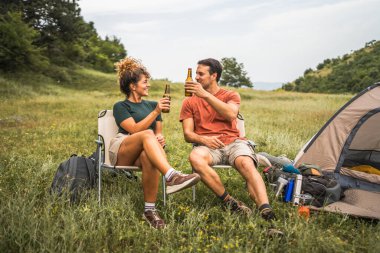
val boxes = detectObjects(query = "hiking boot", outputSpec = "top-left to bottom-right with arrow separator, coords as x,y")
224,197 -> 253,216
143,210 -> 166,229
267,226 -> 285,237
260,208 -> 277,221
166,172 -> 201,194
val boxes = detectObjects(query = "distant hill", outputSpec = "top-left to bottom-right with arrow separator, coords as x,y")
282,40 -> 380,93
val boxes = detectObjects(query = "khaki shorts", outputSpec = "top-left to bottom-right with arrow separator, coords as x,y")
109,133 -> 129,166
194,139 -> 258,167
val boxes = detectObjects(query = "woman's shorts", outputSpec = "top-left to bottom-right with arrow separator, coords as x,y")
109,133 -> 129,166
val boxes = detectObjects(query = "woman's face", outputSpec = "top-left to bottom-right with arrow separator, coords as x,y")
132,74 -> 150,97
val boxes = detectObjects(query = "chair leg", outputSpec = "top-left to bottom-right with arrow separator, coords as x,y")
162,175 -> 166,206
192,167 -> 196,202
97,145 -> 102,206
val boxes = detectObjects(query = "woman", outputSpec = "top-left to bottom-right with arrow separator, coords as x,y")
110,57 -> 200,229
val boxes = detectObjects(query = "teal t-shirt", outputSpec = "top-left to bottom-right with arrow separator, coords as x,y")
113,99 -> 162,134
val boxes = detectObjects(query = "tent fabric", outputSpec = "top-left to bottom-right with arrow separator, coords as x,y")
294,84 -> 380,184
309,188 -> 380,220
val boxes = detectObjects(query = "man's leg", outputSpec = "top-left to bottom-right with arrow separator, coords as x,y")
234,156 -> 269,207
189,147 -> 225,196
189,147 -> 252,215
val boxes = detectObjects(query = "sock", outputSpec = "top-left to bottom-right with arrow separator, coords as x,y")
219,190 -> 230,202
259,203 -> 271,212
164,168 -> 177,181
144,202 -> 156,212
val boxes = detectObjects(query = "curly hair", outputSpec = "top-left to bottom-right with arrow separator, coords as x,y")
115,57 -> 151,97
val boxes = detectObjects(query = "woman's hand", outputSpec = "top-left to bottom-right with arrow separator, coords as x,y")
155,97 -> 170,113
156,134 -> 166,148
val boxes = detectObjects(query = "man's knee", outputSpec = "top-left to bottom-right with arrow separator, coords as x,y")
189,148 -> 210,170
235,156 -> 256,174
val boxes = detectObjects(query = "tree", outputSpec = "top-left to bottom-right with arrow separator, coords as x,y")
0,12 -> 48,71
220,57 -> 253,88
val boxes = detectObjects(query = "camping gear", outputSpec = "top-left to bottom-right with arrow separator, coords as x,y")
292,174 -> 303,205
50,154 -> 97,203
301,175 -> 343,207
275,177 -> 288,198
283,164 -> 301,174
284,179 -> 294,202
258,152 -> 293,168
298,164 -> 323,176
298,206 -> 310,219
294,83 -> 380,218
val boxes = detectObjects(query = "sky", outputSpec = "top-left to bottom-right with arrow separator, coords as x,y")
79,0 -> 380,87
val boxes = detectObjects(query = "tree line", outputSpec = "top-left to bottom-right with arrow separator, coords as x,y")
282,40 -> 380,93
0,0 -> 126,75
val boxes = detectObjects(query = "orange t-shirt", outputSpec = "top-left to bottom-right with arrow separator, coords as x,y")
180,88 -> 244,145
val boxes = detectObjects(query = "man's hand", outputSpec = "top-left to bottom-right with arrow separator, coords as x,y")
185,81 -> 209,99
202,135 -> 225,149
156,134 -> 166,147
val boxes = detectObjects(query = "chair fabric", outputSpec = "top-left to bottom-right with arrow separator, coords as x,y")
96,110 -> 166,205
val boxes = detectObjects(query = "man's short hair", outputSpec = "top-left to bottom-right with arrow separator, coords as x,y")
197,58 -> 223,82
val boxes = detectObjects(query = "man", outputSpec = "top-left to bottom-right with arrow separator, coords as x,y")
180,58 -> 280,229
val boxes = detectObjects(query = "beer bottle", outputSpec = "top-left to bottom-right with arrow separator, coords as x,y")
162,83 -> 170,113
185,68 -> 193,97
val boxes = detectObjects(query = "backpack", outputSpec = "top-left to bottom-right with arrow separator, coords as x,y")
50,154 -> 97,203
301,174 -> 343,207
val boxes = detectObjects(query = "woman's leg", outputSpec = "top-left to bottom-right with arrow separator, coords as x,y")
138,151 -> 160,203
116,130 -> 170,174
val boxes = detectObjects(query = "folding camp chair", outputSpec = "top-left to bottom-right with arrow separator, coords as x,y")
96,110 -> 167,205
191,113 -> 256,201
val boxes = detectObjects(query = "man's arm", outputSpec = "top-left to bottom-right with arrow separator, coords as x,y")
185,81 -> 239,121
182,118 -> 225,149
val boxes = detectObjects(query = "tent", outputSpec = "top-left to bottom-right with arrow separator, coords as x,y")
294,83 -> 380,219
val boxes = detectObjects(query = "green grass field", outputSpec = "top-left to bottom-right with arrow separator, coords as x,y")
1,69 -> 379,252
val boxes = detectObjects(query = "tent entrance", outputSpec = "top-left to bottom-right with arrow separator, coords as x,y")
335,109 -> 380,191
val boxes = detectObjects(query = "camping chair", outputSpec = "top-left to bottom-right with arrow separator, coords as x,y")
96,110 -> 167,206
191,113 -> 256,201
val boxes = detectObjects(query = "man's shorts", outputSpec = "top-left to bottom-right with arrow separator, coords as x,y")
194,139 -> 258,167
109,133 -> 129,166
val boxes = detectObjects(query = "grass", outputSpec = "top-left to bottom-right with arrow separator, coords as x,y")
0,69 -> 379,252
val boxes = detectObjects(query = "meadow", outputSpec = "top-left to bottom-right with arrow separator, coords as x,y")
0,68 -> 379,252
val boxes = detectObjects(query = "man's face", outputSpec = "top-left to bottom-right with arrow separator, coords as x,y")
196,64 -> 216,89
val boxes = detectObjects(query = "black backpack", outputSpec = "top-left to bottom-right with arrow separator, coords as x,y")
50,154 -> 97,203
301,175 -> 343,207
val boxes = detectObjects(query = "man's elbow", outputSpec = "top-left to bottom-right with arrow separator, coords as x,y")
183,132 -> 193,143
226,112 -> 238,122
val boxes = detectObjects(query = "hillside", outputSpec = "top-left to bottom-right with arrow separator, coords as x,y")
283,40 -> 380,93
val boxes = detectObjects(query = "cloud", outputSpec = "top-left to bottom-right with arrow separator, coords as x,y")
78,0 -> 380,82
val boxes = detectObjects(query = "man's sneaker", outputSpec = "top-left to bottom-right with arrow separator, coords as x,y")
142,210 -> 166,229
166,172 -> 201,194
224,197 -> 253,216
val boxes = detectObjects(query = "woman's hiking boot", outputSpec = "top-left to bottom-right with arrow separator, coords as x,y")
143,210 -> 166,229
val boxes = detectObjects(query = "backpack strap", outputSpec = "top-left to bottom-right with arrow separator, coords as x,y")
84,157 -> 96,187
